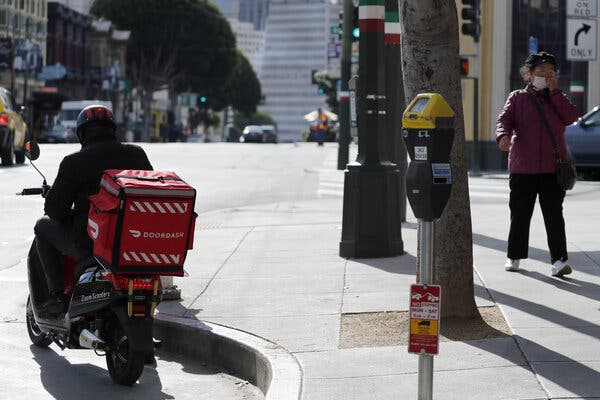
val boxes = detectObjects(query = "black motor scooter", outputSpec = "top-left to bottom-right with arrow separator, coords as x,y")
21,141 -> 162,385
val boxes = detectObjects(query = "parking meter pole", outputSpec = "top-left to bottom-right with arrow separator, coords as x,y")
339,0 -> 403,258
418,219 -> 435,400
338,0 -> 353,170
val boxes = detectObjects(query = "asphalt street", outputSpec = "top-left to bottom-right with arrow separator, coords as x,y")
0,142 -> 313,399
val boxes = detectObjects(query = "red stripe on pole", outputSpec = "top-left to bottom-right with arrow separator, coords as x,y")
360,19 -> 384,33
385,34 -> 401,44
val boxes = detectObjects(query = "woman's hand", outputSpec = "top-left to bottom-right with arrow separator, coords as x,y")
546,76 -> 558,91
498,136 -> 511,151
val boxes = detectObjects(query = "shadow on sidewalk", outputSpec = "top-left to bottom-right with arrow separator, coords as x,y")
30,345 -> 174,399
473,286 -> 600,398
519,269 -> 600,303
473,232 -> 600,268
469,335 -> 600,398
346,252 -> 417,275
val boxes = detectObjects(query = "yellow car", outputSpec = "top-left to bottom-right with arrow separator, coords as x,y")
0,87 -> 27,166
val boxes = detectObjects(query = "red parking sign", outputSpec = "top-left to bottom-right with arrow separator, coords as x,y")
408,284 -> 441,355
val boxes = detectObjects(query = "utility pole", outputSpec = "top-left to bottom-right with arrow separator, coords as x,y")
461,0 -> 481,174
10,15 -> 16,96
339,0 -> 403,258
23,20 -> 30,106
337,0 -> 353,170
384,0 -> 408,222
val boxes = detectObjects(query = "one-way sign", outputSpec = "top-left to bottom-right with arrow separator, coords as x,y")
567,18 -> 597,60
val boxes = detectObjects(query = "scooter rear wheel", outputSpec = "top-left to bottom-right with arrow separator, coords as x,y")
106,320 -> 145,385
26,296 -> 52,347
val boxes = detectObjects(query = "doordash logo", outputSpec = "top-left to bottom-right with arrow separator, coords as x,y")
129,229 -> 184,239
129,229 -> 141,238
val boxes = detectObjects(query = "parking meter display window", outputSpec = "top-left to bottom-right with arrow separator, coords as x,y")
409,98 -> 429,113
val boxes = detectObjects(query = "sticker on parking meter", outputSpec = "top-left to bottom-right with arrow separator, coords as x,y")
432,163 -> 452,184
415,146 -> 428,160
409,284 -> 441,355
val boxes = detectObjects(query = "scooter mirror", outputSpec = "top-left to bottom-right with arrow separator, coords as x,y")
25,141 -> 40,161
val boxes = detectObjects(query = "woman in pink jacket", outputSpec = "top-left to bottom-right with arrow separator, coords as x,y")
495,51 -> 579,277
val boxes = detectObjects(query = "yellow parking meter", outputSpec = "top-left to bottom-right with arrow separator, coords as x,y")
402,93 -> 455,221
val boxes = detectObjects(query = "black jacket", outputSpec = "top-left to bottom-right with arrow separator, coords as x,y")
44,136 -> 153,251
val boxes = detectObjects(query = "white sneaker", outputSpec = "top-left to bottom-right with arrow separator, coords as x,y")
551,260 -> 573,277
505,259 -> 520,272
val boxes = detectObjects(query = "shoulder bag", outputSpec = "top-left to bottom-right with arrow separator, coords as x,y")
525,91 -> 577,191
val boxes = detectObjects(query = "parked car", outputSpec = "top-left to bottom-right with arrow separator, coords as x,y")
240,125 -> 263,143
565,105 -> 600,177
38,124 -> 77,143
261,125 -> 278,143
0,87 -> 27,165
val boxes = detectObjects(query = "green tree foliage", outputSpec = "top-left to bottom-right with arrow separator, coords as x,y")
220,50 -> 262,113
91,0 -> 237,99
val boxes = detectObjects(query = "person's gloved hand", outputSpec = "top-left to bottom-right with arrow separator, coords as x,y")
41,183 -> 51,198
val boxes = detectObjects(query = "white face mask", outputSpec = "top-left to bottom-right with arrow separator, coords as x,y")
532,76 -> 547,89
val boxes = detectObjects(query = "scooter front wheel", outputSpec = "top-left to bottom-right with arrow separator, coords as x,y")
106,319 -> 145,385
26,296 -> 52,347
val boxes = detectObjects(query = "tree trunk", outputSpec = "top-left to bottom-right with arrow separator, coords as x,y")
399,0 -> 478,318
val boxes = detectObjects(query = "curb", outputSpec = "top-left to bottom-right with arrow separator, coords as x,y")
154,313 -> 303,399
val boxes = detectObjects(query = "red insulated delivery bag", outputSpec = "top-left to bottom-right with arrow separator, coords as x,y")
87,169 -> 197,276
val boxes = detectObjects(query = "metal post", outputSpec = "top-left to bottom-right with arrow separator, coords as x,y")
339,0 -> 403,258
337,0 -> 353,170
417,220 -> 434,399
471,40 -> 481,175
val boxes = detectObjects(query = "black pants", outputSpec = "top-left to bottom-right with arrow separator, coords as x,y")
34,216 -> 89,294
507,173 -> 567,264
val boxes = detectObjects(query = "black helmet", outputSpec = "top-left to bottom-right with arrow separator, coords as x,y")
75,104 -> 116,143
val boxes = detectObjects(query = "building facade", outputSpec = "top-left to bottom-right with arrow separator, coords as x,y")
260,0 -> 339,141
229,18 -> 265,76
0,0 -> 48,103
46,1 -> 91,99
50,0 -> 92,15
239,0 -> 270,31
461,0 -> 600,170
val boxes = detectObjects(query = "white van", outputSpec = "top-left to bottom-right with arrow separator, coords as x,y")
59,100 -> 113,129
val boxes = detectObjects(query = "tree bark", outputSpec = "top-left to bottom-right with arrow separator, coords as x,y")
399,0 -> 478,318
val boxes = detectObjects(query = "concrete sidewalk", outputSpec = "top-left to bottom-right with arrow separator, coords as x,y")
157,146 -> 600,399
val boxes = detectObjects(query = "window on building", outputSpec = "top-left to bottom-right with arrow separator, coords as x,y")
20,0 -> 24,10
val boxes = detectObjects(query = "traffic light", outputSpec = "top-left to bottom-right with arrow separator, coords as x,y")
461,0 -> 480,42
351,6 -> 359,41
311,69 -> 318,85
199,96 -> 207,104
338,11 -> 343,40
460,57 -> 469,76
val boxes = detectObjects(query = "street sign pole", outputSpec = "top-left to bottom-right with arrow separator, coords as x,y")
417,220 -> 434,400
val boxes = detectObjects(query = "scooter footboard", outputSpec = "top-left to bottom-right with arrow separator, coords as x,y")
110,304 -> 154,354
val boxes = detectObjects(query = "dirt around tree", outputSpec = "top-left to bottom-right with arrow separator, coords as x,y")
339,306 -> 511,349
